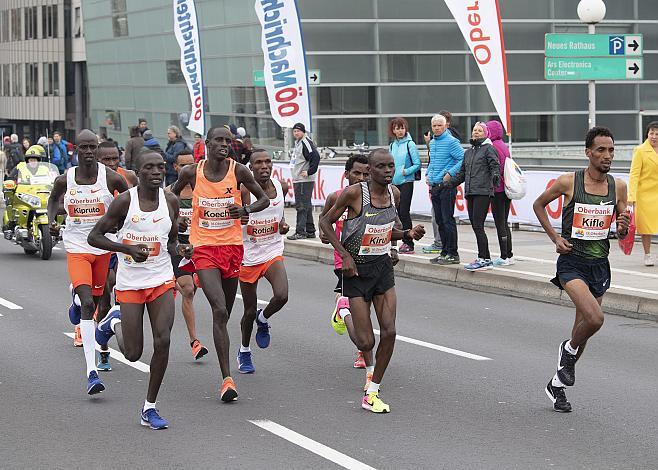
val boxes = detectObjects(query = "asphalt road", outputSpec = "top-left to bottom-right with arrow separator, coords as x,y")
1,241 -> 657,469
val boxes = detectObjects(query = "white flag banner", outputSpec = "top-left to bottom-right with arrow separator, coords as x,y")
254,0 -> 312,131
173,0 -> 205,135
444,0 -> 511,134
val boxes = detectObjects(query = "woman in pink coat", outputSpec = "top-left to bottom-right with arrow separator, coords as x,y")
487,120 -> 514,266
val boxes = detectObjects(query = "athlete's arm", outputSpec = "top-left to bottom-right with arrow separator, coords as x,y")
533,173 -> 573,253
125,169 -> 138,187
47,174 -> 68,236
107,168 -> 129,195
319,185 -> 360,277
87,193 -> 149,262
279,179 -> 289,196
234,164 -> 269,217
171,164 -> 197,196
615,179 -> 630,238
319,191 -> 338,244
240,185 -> 251,225
164,192 -> 181,257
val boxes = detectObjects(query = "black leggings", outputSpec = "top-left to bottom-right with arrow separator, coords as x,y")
491,192 -> 513,259
466,195 -> 492,260
394,182 -> 415,248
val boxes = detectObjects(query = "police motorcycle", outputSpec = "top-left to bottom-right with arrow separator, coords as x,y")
2,145 -> 61,259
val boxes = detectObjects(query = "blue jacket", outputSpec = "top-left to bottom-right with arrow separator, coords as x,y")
51,140 -> 69,172
389,133 -> 421,185
426,131 -> 464,185
164,138 -> 188,181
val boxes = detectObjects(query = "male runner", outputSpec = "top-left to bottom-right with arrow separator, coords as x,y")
47,129 -> 128,395
172,126 -> 269,402
166,148 -> 208,360
533,126 -> 630,413
237,150 -> 289,373
95,141 -> 137,370
89,151 -> 179,429
319,154 -> 375,388
320,149 -> 425,413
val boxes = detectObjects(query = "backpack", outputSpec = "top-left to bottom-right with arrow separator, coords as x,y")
504,156 -> 527,200
390,141 -> 421,181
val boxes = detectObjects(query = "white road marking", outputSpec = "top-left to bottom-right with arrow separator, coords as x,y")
0,296 -> 23,310
63,332 -> 150,373
249,419 -> 377,470
373,329 -> 492,361
0,313 -> 3,316
235,293 -> 268,306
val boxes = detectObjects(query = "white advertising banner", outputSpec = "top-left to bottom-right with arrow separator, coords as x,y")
444,0 -> 511,134
274,164 -> 628,229
254,0 -> 312,131
173,0 -> 205,135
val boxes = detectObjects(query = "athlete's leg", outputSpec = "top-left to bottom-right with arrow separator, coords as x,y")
145,290 -> 175,403
222,276 -> 239,315
239,279 -> 259,348
343,314 -> 373,367
196,268 -> 232,378
261,260 -> 288,319
570,296 -> 603,360
114,302 -> 146,361
347,297 -> 376,357
562,279 -> 604,349
370,288 -> 397,385
176,275 -> 198,343
74,284 -> 100,376
98,268 -> 116,323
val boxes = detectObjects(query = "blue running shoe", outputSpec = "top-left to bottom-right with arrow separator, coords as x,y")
237,350 -> 255,374
96,305 -> 121,347
87,371 -> 105,395
255,310 -> 271,349
69,289 -> 81,326
140,408 -> 169,430
97,351 -> 112,372
464,258 -> 494,272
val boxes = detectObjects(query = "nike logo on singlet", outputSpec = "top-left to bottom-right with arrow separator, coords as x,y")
153,217 -> 164,223
272,201 -> 281,206
600,200 -> 613,205
365,212 -> 380,217
90,188 -> 102,193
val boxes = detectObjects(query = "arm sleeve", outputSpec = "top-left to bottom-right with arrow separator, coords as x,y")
447,140 -> 465,177
487,146 -> 501,189
406,142 -> 421,175
628,147 -> 643,203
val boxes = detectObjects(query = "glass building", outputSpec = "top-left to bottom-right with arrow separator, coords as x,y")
81,0 -> 658,149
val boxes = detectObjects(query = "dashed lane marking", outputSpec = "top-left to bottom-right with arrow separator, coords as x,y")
0,296 -> 23,310
373,329 -> 492,361
63,332 -> 150,373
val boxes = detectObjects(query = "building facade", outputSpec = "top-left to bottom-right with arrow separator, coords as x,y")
0,0 -> 88,142
81,0 -> 658,149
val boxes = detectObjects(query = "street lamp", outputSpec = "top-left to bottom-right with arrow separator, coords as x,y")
578,0 -> 606,128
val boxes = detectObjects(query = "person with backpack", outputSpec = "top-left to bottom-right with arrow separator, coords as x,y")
389,117 -> 421,254
51,131 -> 70,173
5,134 -> 24,175
487,120 -> 514,266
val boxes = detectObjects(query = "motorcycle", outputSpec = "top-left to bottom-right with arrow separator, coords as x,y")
2,162 -> 61,259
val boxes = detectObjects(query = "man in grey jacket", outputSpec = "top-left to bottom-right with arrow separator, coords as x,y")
288,123 -> 321,240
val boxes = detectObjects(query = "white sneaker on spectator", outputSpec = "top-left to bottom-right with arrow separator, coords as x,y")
644,254 -> 655,267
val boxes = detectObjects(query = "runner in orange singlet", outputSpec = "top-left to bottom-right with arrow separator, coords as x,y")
172,126 -> 269,402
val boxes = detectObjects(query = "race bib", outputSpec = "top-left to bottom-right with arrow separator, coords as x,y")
198,197 -> 234,230
358,222 -> 394,256
66,195 -> 106,224
571,203 -> 614,240
246,216 -> 280,243
179,207 -> 192,235
121,231 -> 161,264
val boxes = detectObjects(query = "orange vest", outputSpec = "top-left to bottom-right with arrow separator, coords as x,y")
190,159 -> 243,247
113,167 -> 133,197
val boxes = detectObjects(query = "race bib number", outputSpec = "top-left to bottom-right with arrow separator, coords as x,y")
179,208 -> 192,235
66,196 -> 106,224
198,197 -> 234,230
121,231 -> 161,264
358,222 -> 394,256
246,217 -> 280,243
571,203 -> 614,240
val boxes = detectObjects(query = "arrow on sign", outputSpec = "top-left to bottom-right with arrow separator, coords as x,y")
309,73 -> 318,82
629,40 -> 639,52
628,62 -> 640,75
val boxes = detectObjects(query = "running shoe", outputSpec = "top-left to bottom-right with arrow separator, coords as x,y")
422,243 -> 442,254
69,289 -> 81,325
506,257 -> 516,265
287,232 -> 307,240
87,371 -> 105,395
645,254 -> 655,267
306,232 -> 317,239
557,340 -> 577,387
545,380 -> 572,413
399,243 -> 414,254
363,372 -> 373,392
191,339 -> 208,360
464,258 -> 494,271
362,392 -> 390,413
432,254 -> 460,265
493,257 -> 510,267
237,350 -> 255,374
96,305 -> 121,347
73,325 -> 83,347
353,351 -> 366,369
331,297 -> 349,335
255,310 -> 271,348
97,351 -> 112,372
140,408 -> 169,430
220,377 -> 238,402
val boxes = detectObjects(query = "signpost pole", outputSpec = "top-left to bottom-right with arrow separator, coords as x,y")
588,24 -> 597,127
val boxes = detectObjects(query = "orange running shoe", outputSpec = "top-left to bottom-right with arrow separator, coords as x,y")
73,325 -> 83,347
191,339 -> 208,360
220,377 -> 238,402
353,350 -> 366,369
363,371 -> 373,392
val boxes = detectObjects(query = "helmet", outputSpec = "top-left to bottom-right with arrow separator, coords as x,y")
25,145 -> 47,161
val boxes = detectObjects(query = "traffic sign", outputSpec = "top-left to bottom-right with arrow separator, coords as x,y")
545,34 -> 643,57
252,69 -> 321,87
545,57 -> 643,81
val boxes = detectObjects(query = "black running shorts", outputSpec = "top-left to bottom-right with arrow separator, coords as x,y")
342,256 -> 395,302
334,269 -> 343,293
551,254 -> 611,298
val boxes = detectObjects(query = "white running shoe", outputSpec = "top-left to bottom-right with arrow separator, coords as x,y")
644,254 -> 654,267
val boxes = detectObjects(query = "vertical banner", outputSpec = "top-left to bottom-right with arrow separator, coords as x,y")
173,0 -> 205,135
444,0 -> 511,134
254,0 -> 312,131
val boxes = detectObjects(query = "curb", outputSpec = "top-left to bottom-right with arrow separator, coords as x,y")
283,240 -> 658,323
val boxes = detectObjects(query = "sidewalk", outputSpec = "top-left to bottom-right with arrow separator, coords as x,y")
282,207 -> 658,321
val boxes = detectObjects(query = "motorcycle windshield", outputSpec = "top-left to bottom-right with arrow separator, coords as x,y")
17,162 -> 60,186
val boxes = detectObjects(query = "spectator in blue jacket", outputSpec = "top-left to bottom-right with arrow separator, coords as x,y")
389,117 -> 421,253
423,114 -> 464,265
164,126 -> 189,186
51,131 -> 70,173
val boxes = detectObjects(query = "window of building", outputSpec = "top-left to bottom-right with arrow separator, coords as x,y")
12,64 -> 23,97
11,9 -> 22,41
24,7 -> 38,40
316,118 -> 378,147
42,5 -> 59,38
0,11 -> 8,43
166,60 -> 184,84
318,87 -> 377,115
74,7 -> 82,38
380,54 -> 465,83
0,64 -> 5,96
513,115 -> 555,143
44,62 -> 60,96
111,0 -> 129,37
25,63 -> 39,96
105,110 -> 121,131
